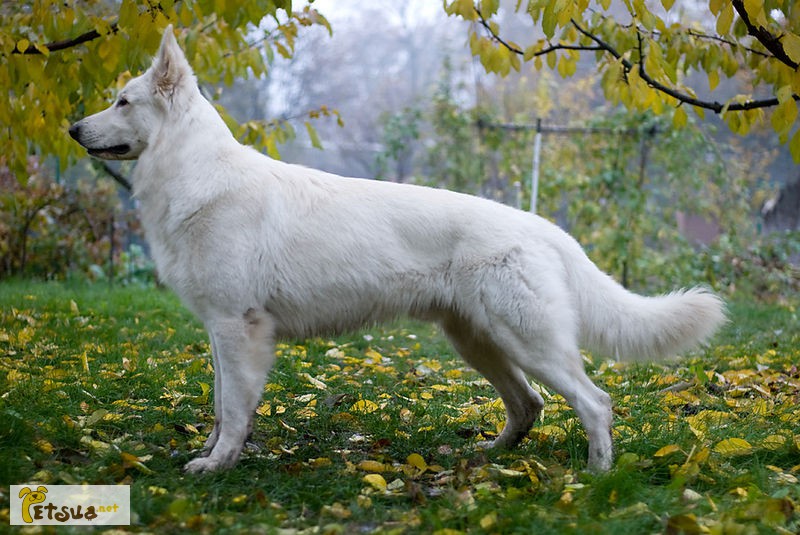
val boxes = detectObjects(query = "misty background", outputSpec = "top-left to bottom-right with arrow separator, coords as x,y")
217,0 -> 795,191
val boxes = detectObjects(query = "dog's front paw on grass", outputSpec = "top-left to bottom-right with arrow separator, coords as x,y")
184,456 -> 230,474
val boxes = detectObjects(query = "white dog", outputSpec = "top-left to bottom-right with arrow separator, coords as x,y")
69,25 -> 725,473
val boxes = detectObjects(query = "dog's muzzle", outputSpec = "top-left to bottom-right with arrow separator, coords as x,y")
68,122 -> 132,159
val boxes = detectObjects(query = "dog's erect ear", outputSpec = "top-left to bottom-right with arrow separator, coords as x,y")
151,24 -> 192,98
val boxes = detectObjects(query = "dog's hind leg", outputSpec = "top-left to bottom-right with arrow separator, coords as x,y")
184,308 -> 275,473
442,317 -> 544,449
490,320 -> 614,471
465,255 -> 614,470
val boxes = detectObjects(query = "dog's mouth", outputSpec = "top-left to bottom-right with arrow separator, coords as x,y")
87,144 -> 132,159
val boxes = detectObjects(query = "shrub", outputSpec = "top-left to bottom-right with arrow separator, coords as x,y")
0,158 -> 137,280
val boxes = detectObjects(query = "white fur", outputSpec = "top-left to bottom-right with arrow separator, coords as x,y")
70,26 -> 726,473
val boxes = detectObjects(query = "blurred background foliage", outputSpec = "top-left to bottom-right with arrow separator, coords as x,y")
1,0 -> 797,299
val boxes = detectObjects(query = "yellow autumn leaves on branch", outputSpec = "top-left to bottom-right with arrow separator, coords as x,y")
445,0 -> 800,161
1,1 -> 332,181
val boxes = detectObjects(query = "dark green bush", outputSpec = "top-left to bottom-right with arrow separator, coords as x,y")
0,158 -> 139,280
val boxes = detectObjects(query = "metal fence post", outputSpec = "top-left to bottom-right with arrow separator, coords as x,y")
530,118 -> 542,213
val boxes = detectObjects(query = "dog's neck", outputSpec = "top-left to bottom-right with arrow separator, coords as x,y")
132,89 -> 237,198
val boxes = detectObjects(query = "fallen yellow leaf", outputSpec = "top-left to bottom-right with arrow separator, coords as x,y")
760,435 -> 787,450
301,373 -> 327,390
351,399 -> 379,414
308,457 -> 331,468
407,453 -> 427,472
364,349 -> 383,361
363,473 -> 387,492
713,438 -> 752,456
534,424 -> 567,441
295,407 -> 317,418
35,439 -> 54,454
654,444 -> 681,457
357,460 -> 388,473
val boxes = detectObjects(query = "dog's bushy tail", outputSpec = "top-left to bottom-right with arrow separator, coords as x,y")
568,247 -> 726,361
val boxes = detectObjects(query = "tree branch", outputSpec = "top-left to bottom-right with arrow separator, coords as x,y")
569,19 -> 786,113
685,28 -> 770,59
471,5 -> 795,114
731,0 -> 798,70
98,162 -> 132,191
474,8 -> 603,58
11,24 -> 118,55
592,11 -> 772,60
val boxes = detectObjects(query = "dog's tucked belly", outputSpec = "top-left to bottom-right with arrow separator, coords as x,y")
266,277 -> 454,340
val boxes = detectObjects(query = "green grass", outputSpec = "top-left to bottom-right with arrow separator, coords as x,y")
1,280 -> 799,533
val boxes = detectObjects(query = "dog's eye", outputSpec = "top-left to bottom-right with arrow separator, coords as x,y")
117,97 -> 129,107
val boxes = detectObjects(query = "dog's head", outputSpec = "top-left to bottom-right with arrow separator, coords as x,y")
69,25 -> 194,160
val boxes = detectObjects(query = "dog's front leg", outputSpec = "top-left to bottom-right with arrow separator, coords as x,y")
184,309 -> 275,473
199,332 -> 222,456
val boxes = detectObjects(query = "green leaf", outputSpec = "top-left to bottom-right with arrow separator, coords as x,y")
480,0 -> 500,16
742,0 -> 764,21
716,3 -> 733,34
709,0 -> 725,15
789,129 -> 800,162
770,98 -> 797,136
776,84 -> 794,104
446,0 -> 477,19
523,43 -> 542,61
782,32 -> 800,65
557,55 -> 577,77
708,70 -> 720,91
672,106 -> 688,128
305,121 -> 322,150
118,0 -> 138,30
542,3 -> 558,38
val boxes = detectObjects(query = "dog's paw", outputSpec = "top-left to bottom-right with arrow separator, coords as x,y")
184,456 -> 224,474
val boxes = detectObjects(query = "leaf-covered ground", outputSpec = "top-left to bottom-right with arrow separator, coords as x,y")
0,281 -> 798,533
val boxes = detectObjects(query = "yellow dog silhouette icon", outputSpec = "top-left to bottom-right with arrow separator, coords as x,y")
19,486 -> 48,523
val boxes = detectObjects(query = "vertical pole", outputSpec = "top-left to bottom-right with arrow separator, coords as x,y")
108,215 -> 115,284
530,118 -> 542,213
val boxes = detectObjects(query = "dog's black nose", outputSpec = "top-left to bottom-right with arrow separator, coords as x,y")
68,122 -> 81,141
